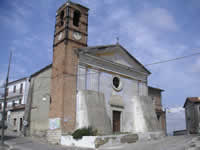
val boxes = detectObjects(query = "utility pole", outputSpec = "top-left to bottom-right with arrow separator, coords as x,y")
1,51 -> 12,145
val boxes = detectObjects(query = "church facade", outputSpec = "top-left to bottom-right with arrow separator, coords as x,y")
24,1 -> 165,144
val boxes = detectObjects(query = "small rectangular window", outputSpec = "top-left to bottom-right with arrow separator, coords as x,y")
156,113 -> 160,121
59,10 -> 64,26
20,84 -> 23,93
73,10 -> 81,27
12,101 -> 15,107
13,85 -> 16,93
13,118 -> 17,126
19,99 -> 22,104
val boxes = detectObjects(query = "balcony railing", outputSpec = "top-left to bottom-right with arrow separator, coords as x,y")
6,90 -> 23,98
0,104 -> 25,111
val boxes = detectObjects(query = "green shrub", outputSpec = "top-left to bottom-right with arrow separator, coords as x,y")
72,126 -> 97,140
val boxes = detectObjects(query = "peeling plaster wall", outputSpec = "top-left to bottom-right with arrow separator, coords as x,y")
185,103 -> 200,134
76,90 -> 112,134
29,68 -> 51,137
76,65 -> 159,133
8,110 -> 24,132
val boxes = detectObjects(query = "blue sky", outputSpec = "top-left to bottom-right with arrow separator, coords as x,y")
0,0 -> 200,133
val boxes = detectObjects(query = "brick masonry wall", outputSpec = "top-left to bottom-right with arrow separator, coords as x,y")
49,2 -> 88,135
62,44 -> 78,133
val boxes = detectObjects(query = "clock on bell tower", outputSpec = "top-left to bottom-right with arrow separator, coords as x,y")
49,0 -> 89,136
53,1 -> 88,47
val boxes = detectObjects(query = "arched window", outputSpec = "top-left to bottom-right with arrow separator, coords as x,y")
73,10 -> 81,27
60,10 -> 64,26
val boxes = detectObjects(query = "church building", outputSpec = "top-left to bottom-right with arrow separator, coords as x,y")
24,1 -> 165,144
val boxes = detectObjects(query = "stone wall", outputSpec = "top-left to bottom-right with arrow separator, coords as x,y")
76,65 -> 160,133
61,134 -> 138,148
76,91 -> 160,133
148,87 -> 166,134
29,67 -> 51,137
47,129 -> 62,144
76,90 -> 112,134
8,110 -> 24,132
185,103 -> 200,134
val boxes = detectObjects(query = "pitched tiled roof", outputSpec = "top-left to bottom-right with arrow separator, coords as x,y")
148,86 -> 164,92
187,97 -> 200,102
8,77 -> 28,85
78,44 -> 151,74
183,97 -> 200,107
30,64 -> 52,78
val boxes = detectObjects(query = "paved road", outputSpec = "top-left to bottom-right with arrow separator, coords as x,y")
0,131 -> 199,150
99,135 -> 196,150
4,136 -> 92,150
0,130 -> 92,150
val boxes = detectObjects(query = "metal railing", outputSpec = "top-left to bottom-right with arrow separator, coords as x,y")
5,90 -> 23,98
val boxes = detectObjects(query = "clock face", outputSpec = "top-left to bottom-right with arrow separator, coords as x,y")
58,32 -> 63,41
73,32 -> 82,40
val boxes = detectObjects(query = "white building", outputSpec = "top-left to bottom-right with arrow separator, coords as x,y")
0,77 -> 29,132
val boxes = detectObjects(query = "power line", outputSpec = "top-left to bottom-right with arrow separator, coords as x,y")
4,51 -> 200,81
144,52 -> 200,66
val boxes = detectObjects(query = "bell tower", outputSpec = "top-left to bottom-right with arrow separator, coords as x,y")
49,0 -> 89,137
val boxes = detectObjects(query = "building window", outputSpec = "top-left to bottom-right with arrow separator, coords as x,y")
13,85 -> 16,93
13,118 -> 17,126
73,10 -> 81,27
20,84 -> 23,93
156,113 -> 160,121
112,76 -> 123,91
19,99 -> 22,104
0,103 -> 2,110
60,10 -> 64,26
152,97 -> 155,104
12,101 -> 15,107
113,77 -> 120,88
60,10 -> 64,19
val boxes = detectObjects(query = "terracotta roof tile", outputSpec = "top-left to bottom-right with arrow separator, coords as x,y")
183,97 -> 200,107
187,97 -> 200,103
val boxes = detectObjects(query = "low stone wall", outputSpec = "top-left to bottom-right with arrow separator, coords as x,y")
173,130 -> 187,136
61,134 -> 138,148
47,129 -> 62,144
138,131 -> 165,141
61,136 -> 97,148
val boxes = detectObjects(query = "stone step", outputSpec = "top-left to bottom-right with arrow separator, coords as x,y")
120,134 -> 139,143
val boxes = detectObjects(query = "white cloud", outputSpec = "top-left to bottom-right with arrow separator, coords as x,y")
191,57 -> 200,73
11,1 -> 32,17
103,0 -> 115,5
138,8 -> 178,31
166,106 -> 186,133
0,80 -> 4,88
168,107 -> 184,113
12,36 -> 37,49
0,0 -> 31,35
0,72 -> 6,89
98,6 -> 179,63
77,0 -> 100,16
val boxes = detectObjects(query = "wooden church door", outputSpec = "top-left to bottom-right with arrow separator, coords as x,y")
113,111 -> 121,132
